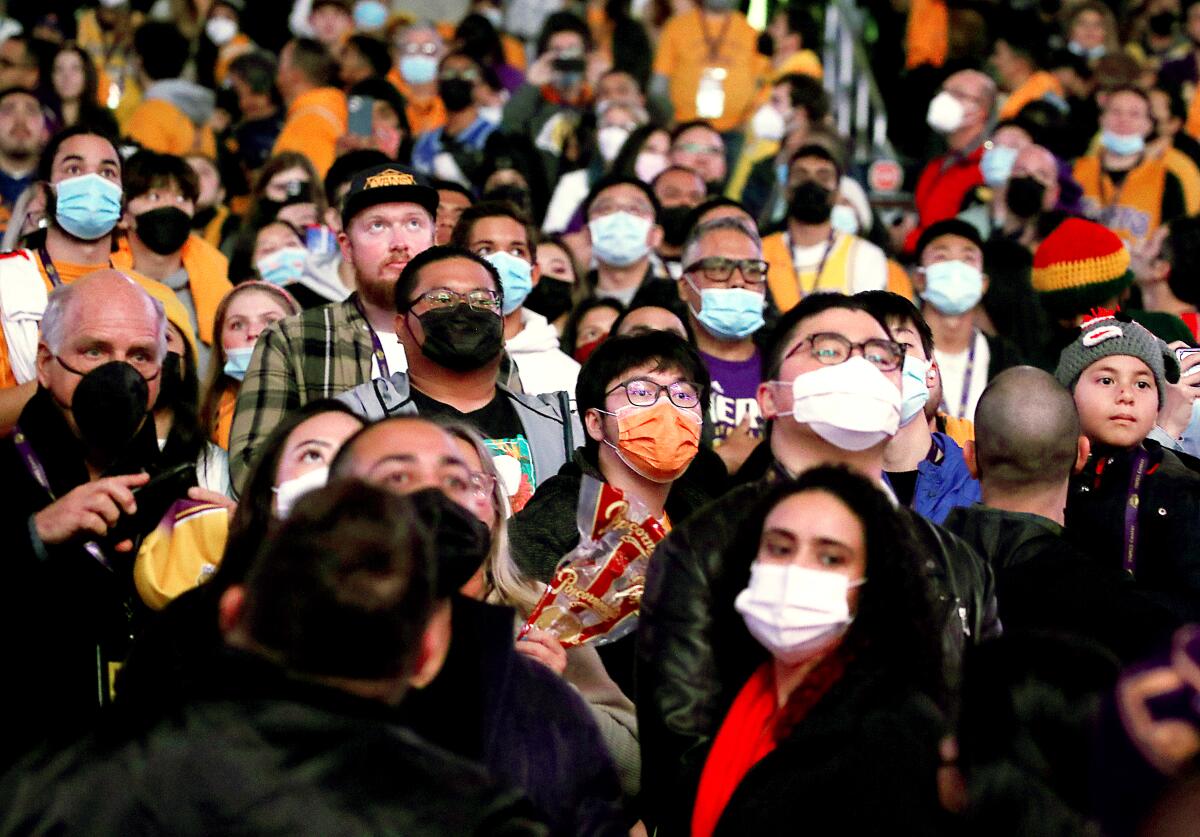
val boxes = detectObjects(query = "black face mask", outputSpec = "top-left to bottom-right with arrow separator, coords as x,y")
407,487 -> 492,597
659,205 -> 693,247
523,276 -> 573,322
191,205 -> 218,231
69,360 -> 151,461
438,78 -> 474,112
135,207 -> 192,255
414,304 -> 504,372
1005,176 -> 1046,219
788,181 -> 833,224
1150,12 -> 1177,36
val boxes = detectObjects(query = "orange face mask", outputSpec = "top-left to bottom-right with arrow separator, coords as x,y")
599,399 -> 702,483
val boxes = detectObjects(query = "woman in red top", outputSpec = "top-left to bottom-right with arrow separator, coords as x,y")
689,466 -> 948,837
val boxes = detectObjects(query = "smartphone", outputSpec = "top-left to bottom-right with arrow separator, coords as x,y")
106,462 -> 197,546
552,56 -> 586,74
1177,347 -> 1200,378
348,95 -> 374,138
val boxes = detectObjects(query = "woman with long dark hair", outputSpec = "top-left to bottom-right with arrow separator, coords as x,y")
687,466 -> 947,836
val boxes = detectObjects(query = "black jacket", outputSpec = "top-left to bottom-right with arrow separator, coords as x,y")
711,666 -> 945,837
943,504 -> 1180,663
1065,441 -> 1200,622
0,388 -> 173,767
635,463 -> 1000,829
0,651 -> 548,836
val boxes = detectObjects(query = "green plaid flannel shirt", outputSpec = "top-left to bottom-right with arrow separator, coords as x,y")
228,296 -> 373,492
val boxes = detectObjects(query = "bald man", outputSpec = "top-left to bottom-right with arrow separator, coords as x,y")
329,416 -> 627,836
903,69 -> 998,254
943,366 -> 1178,661
0,269 -> 191,764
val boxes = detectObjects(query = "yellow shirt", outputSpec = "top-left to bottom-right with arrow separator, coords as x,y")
125,98 -> 217,158
653,9 -> 767,133
272,87 -> 349,177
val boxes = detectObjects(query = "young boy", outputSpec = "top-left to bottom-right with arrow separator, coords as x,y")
1056,310 -> 1200,620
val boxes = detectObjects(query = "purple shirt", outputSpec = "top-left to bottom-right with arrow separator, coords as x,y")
700,349 -> 763,444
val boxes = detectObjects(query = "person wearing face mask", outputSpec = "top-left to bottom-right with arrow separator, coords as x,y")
900,70 -> 996,255
687,469 -> 948,836
651,165 -> 707,275
1074,86 -> 1188,248
584,176 -> 679,308
228,164 -> 437,491
338,246 -> 582,512
0,270 -> 203,766
913,221 -> 1024,423
411,52 -> 501,189
509,332 -> 714,694
198,0 -> 254,89
762,145 -> 910,310
677,218 -> 769,475
388,21 -> 449,136
860,292 -> 981,524
0,127 -> 189,433
112,151 -> 234,373
451,201 -> 580,396
636,292 -> 999,832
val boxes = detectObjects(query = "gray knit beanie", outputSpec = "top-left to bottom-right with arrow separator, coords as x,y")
1055,311 -> 1180,408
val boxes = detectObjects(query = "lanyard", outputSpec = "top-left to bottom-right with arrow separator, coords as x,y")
1122,448 -> 1151,577
699,10 -> 733,62
39,247 -> 63,288
938,331 -> 977,420
14,425 -> 112,570
355,297 -> 391,379
787,230 -> 837,297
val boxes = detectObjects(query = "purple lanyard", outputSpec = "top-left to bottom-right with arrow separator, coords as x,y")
938,332 -> 977,420
14,425 -> 112,570
355,297 -> 391,379
1122,448 -> 1151,577
38,247 -> 63,288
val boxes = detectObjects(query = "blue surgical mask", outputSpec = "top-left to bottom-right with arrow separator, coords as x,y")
223,346 -> 254,381
1101,129 -> 1145,156
900,353 -> 931,426
256,247 -> 308,286
980,144 -> 1018,187
400,54 -> 438,85
54,173 -> 123,241
588,211 -> 652,267
689,283 -> 765,340
921,260 -> 984,316
1068,41 -> 1106,60
830,204 -> 860,235
354,0 -> 388,29
486,250 -> 534,315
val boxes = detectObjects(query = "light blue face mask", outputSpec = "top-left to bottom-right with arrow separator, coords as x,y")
486,250 -> 534,315
54,173 -> 123,241
354,0 -> 388,29
223,345 -> 255,381
688,282 -> 765,340
256,247 -> 308,286
899,353 -> 931,426
588,211 -> 653,268
980,144 -> 1018,187
1100,129 -> 1145,156
830,204 -> 860,235
1068,41 -> 1106,60
400,54 -> 438,85
921,260 -> 984,316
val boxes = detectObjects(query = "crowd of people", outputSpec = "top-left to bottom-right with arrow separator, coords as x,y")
3,0 -> 1200,833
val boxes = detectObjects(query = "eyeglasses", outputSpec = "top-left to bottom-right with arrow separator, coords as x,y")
398,41 -> 440,56
684,256 -> 769,286
673,142 -> 723,156
440,68 -> 480,82
411,287 -> 501,312
590,199 -> 655,219
784,333 -> 905,372
607,378 -> 701,409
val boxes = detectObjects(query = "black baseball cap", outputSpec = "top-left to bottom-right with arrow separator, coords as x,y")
340,164 -> 439,229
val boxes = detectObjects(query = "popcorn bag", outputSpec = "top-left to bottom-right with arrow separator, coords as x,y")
519,476 -> 667,647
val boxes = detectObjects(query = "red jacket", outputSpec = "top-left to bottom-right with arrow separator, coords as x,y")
905,143 -> 985,254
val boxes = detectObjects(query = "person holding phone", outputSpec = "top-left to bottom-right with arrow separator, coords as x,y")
412,52 -> 501,189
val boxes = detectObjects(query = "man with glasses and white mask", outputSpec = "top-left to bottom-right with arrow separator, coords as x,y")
635,291 -> 999,832
339,245 -> 580,513
677,217 -> 771,475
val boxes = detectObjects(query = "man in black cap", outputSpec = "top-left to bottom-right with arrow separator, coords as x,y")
229,164 -> 437,490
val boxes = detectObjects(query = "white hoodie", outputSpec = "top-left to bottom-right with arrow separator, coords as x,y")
507,308 -> 580,397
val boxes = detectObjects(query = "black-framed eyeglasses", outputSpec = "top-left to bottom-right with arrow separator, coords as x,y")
784,332 -> 905,372
683,256 -> 769,285
410,287 -> 501,312
606,378 -> 701,409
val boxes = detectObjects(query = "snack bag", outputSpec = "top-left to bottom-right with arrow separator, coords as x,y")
519,476 -> 666,647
